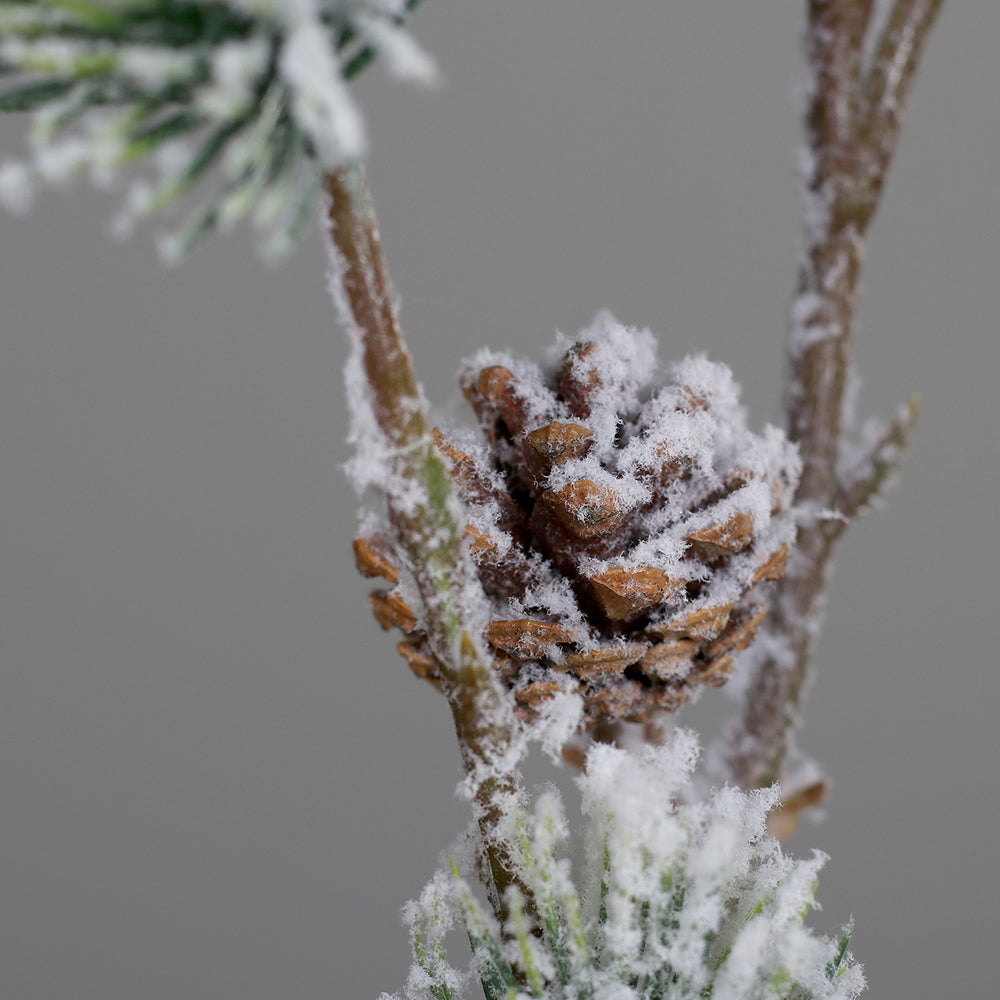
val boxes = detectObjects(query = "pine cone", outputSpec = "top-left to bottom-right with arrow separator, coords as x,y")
355,313 -> 800,728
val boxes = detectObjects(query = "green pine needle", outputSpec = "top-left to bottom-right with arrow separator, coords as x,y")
827,917 -> 855,981
0,0 -> 433,258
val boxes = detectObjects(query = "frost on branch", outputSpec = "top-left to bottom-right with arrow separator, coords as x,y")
384,730 -> 864,1000
355,313 -> 801,732
0,0 -> 434,258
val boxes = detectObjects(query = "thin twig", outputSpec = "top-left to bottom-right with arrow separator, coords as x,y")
323,164 -> 525,923
728,1 -> 944,789
863,1 -> 946,176
837,395 -> 919,523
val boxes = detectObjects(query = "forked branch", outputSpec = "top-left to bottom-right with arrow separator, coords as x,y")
729,0 -> 944,791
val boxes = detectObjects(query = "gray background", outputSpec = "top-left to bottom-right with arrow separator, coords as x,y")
1,3 -> 997,998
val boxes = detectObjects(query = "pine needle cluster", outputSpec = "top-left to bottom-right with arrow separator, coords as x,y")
0,0 -> 431,257
392,732 -> 864,1000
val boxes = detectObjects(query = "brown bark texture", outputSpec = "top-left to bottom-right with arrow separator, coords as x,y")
728,0 -> 943,793
323,164 -> 526,924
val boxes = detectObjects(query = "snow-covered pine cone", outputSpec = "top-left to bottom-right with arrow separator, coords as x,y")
354,313 -> 800,728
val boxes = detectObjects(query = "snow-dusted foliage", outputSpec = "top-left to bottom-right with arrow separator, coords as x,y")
385,731 -> 863,1000
355,313 -> 801,729
0,0 -> 434,257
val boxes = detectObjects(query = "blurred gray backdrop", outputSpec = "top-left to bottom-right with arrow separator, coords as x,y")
1,3 -> 997,998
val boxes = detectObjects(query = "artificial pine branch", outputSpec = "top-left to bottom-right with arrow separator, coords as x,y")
728,0 -> 945,791
0,5 -> 960,993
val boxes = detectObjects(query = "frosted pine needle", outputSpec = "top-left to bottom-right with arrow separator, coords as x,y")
385,731 -> 865,1000
0,0 -> 434,258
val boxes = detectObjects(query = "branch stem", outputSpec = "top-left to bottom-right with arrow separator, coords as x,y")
729,1 -> 942,789
323,163 -> 523,921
